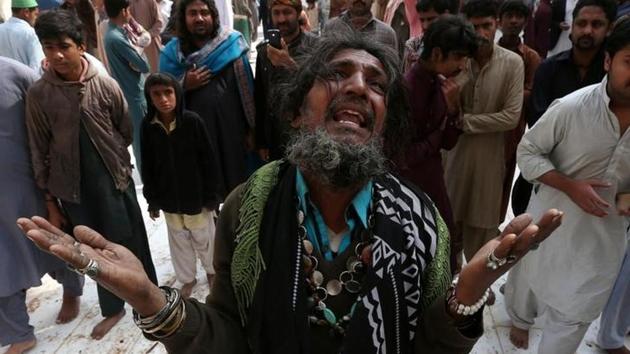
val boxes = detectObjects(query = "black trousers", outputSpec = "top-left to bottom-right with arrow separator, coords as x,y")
61,124 -> 157,317
511,174 -> 533,216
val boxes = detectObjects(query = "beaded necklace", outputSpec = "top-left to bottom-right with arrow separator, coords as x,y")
297,208 -> 375,337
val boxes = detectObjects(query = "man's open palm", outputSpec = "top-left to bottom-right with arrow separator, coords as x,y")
17,216 -> 164,316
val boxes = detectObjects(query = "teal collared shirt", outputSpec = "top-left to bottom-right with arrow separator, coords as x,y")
295,170 -> 372,261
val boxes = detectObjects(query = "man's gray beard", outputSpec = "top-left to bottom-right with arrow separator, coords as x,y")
285,128 -> 387,189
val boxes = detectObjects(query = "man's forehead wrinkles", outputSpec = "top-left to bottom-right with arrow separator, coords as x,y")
329,55 -> 387,77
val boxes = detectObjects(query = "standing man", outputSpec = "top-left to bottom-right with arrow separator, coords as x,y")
523,0 -> 553,58
0,56 -> 83,354
529,0 -> 615,124
401,0 -> 453,72
383,0 -> 420,58
511,0 -> 615,215
505,17 -> 630,353
323,0 -> 398,52
104,0 -> 151,171
497,0 -> 541,220
129,0 -> 162,72
26,9 -> 157,340
444,0 -> 524,262
255,0 -> 318,161
0,0 -> 43,71
395,15 -> 477,273
160,0 -> 255,199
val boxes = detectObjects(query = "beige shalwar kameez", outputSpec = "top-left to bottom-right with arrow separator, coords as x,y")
444,44 -> 524,260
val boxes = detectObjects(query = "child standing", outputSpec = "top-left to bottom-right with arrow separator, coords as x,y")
141,73 -> 219,298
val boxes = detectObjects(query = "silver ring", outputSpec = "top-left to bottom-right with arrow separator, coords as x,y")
76,258 -> 100,278
486,249 -> 507,270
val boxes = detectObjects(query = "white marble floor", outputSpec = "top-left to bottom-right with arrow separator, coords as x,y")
2,184 -> 627,354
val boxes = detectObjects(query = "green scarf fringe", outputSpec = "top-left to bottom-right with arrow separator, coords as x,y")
419,207 -> 452,313
231,160 -> 282,325
231,165 -> 451,324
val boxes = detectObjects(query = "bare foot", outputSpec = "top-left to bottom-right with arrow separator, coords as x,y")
180,279 -> 197,299
55,293 -> 80,324
206,273 -> 215,289
509,325 -> 529,349
605,347 -> 630,354
90,309 -> 125,340
4,339 -> 36,354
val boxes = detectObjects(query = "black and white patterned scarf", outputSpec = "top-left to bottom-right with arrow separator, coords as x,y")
235,162 -> 441,354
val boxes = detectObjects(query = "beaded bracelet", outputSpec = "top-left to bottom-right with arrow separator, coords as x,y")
447,275 -> 490,316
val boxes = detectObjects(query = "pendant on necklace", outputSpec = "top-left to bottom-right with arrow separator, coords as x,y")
303,239 -> 314,255
312,270 -> 324,286
322,307 -> 337,325
345,280 -> 361,294
326,279 -> 343,296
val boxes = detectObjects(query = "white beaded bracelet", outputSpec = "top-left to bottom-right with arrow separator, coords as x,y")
448,275 -> 490,316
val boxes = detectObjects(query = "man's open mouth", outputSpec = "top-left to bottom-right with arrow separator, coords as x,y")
333,109 -> 366,128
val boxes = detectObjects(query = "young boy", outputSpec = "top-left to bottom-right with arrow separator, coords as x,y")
25,9 -> 157,340
140,73 -> 219,298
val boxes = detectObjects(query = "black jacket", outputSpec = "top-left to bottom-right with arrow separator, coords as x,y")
141,82 -> 219,214
254,31 -> 319,160
141,111 -> 219,214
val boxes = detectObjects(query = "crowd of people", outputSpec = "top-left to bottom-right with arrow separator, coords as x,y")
0,0 -> 628,352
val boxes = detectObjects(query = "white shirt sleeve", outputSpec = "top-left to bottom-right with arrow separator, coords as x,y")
516,99 -> 568,182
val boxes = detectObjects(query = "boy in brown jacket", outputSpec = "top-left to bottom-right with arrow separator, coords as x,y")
25,9 -> 157,340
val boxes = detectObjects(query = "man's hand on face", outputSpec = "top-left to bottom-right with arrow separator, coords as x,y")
566,179 -> 611,217
184,66 -> 212,91
267,39 -> 297,69
453,209 -> 563,314
438,75 -> 461,116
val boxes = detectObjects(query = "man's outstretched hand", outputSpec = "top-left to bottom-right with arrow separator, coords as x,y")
17,216 -> 166,317
455,209 -> 564,306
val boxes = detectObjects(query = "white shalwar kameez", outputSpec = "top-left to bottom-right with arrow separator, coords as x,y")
505,77 -> 630,354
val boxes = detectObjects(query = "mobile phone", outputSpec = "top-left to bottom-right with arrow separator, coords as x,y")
267,29 -> 282,49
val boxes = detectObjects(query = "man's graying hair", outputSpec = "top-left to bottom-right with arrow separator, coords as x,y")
275,32 -> 410,157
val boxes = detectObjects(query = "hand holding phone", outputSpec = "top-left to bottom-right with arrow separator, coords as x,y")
267,29 -> 282,49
